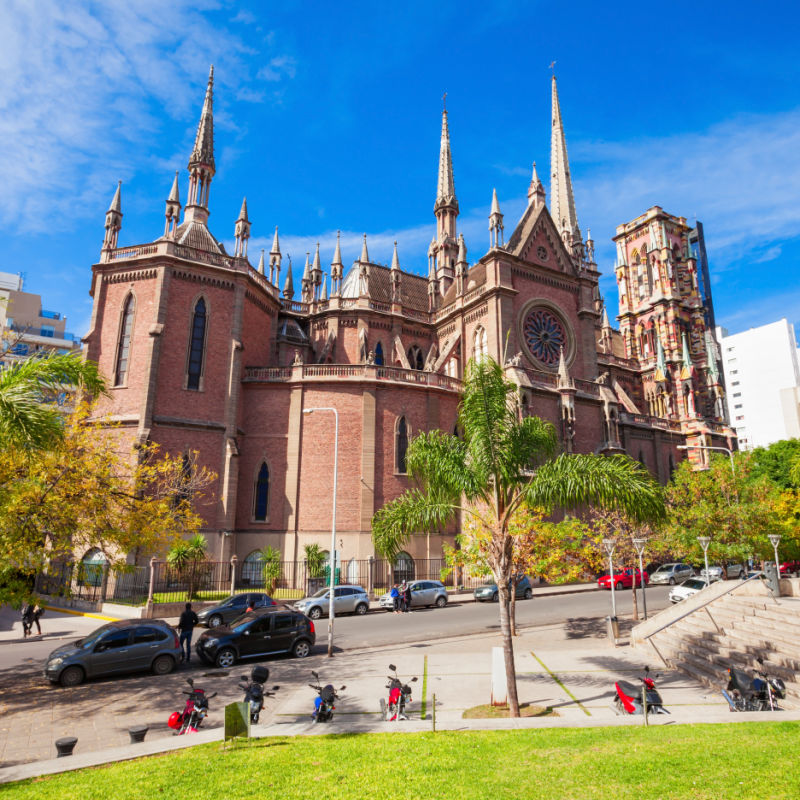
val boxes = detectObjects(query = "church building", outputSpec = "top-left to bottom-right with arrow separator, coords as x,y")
84,68 -> 735,572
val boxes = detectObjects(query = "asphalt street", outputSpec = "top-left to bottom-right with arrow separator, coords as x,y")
0,585 -> 672,670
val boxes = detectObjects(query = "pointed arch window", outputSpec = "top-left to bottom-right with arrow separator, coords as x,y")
374,342 -> 384,366
473,326 -> 488,362
407,345 -> 423,371
396,416 -> 409,474
187,298 -> 207,390
253,462 -> 270,521
114,294 -> 135,386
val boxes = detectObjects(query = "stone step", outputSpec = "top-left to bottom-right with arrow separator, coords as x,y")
749,607 -> 800,632
722,626 -> 800,664
727,620 -> 800,657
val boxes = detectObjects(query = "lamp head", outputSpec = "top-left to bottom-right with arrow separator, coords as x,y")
768,534 -> 782,547
601,538 -> 616,555
697,536 -> 711,550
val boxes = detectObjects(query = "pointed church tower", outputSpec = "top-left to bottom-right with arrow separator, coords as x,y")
489,189 -> 504,249
301,252 -> 313,303
257,249 -> 265,275
311,242 -> 322,300
102,181 -> 123,251
283,256 -> 294,300
164,171 -> 181,238
390,241 -> 402,306
527,162 -> 546,208
184,66 -> 215,225
233,197 -> 251,258
434,101 -> 459,295
269,227 -> 281,285
331,230 -> 343,296
550,77 -> 582,261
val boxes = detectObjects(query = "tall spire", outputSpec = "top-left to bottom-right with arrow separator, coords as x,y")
557,347 -> 575,390
435,106 -> 458,213
283,256 -> 294,299
233,197 -> 251,258
269,226 -> 281,285
489,188 -> 504,248
164,171 -> 181,237
360,233 -> 369,264
331,230 -> 343,295
257,249 -> 265,275
108,181 -> 122,214
185,66 -> 216,222
550,77 -> 581,250
390,241 -> 402,304
390,241 -> 400,272
320,274 -> 328,302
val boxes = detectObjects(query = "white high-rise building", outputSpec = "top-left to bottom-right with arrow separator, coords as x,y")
715,319 -> 800,449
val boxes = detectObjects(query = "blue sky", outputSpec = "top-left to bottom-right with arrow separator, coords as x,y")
1,0 -> 799,342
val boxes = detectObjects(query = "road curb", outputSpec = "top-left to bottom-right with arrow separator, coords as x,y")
42,605 -> 121,622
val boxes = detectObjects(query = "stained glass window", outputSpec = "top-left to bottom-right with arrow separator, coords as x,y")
187,298 -> 207,390
523,307 -> 567,367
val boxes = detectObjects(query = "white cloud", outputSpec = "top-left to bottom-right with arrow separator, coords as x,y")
0,0 -> 276,231
257,55 -> 297,82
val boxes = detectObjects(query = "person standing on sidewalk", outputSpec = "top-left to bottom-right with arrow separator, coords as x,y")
390,584 -> 400,614
21,603 -> 34,638
30,604 -> 44,636
403,582 -> 412,613
177,602 -> 199,663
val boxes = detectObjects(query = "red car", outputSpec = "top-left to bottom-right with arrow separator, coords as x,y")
779,561 -> 800,576
598,569 -> 649,590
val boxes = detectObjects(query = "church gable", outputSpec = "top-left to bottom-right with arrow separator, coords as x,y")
506,203 -> 576,275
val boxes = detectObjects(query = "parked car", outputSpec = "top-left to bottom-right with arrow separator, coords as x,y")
197,592 -> 276,628
45,619 -> 181,687
195,608 -> 315,667
700,563 -> 744,581
597,569 -> 649,590
669,577 -> 712,604
293,585 -> 370,619
779,560 -> 800,576
649,563 -> 695,585
379,580 -> 449,611
474,576 -> 533,602
644,562 -> 662,575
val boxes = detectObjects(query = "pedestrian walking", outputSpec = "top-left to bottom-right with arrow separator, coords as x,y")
390,584 -> 400,614
21,603 -> 34,638
403,582 -> 412,613
177,602 -> 199,664
30,604 -> 44,636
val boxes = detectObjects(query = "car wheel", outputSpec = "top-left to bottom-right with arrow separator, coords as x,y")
435,596 -> 447,608
292,639 -> 311,659
354,603 -> 368,616
491,592 -> 499,602
208,614 -> 223,628
60,665 -> 85,688
669,577 -> 676,585
523,588 -> 533,600
215,648 -> 236,668
308,607 -> 322,620
151,654 -> 175,676
615,581 -> 623,590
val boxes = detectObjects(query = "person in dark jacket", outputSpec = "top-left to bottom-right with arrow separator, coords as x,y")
30,604 -> 44,636
403,582 -> 412,613
177,602 -> 199,663
21,603 -> 34,638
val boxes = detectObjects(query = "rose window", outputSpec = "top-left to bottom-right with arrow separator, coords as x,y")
523,307 -> 567,367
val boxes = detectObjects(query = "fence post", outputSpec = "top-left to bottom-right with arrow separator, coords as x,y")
230,554 -> 238,595
368,556 -> 374,597
99,562 -> 111,604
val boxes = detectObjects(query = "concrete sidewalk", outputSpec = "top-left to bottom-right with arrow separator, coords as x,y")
3,614 -> 796,786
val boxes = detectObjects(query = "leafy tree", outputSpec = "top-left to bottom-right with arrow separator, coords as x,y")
258,545 -> 283,595
749,439 -> 800,490
0,405 -> 214,605
0,351 -> 106,449
166,534 -> 210,600
304,543 -> 327,579
663,452 -> 781,566
372,357 -> 665,716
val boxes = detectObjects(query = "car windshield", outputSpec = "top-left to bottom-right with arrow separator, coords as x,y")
77,623 -> 117,649
683,579 -> 706,590
654,564 -> 676,573
482,581 -> 497,587
311,588 -> 330,598
230,614 -> 260,633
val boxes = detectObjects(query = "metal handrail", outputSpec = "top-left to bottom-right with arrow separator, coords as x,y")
639,573 -> 772,642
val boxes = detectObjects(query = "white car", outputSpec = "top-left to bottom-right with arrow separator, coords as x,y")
669,577 -> 712,604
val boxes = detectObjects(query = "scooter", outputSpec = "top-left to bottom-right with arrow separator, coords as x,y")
614,666 -> 668,715
722,658 -> 786,712
168,678 -> 217,735
309,670 -> 346,723
379,664 -> 418,721
239,666 -> 280,724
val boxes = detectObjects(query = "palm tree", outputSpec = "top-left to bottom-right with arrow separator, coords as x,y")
0,351 -> 106,449
258,545 -> 283,595
166,533 -> 209,600
372,357 -> 665,716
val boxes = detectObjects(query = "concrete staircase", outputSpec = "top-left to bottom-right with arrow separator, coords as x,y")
632,579 -> 800,709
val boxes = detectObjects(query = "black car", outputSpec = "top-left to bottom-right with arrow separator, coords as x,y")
196,592 -> 275,628
195,609 -> 315,668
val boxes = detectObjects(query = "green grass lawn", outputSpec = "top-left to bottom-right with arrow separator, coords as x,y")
7,723 -> 800,800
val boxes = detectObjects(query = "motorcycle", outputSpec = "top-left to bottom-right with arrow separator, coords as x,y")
722,658 -> 786,712
379,664 -> 418,721
168,677 -> 217,735
614,666 -> 668,715
239,666 -> 280,724
309,670 -> 346,723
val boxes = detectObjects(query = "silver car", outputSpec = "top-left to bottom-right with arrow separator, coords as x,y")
649,563 -> 695,585
379,580 -> 448,611
293,584 -> 370,619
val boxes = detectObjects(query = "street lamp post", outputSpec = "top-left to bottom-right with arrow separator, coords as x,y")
677,444 -> 735,475
768,534 -> 782,580
632,537 -> 648,620
303,407 -> 339,658
602,538 -> 617,619
697,536 -> 711,586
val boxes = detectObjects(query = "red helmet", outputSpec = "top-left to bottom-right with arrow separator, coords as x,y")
167,712 -> 182,730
